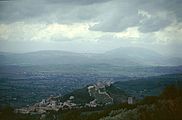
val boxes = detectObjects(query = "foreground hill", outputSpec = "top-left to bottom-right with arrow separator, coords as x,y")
1,83 -> 182,120
14,82 -> 128,114
60,74 -> 182,106
63,74 -> 182,104
12,73 -> 182,115
99,85 -> 182,120
60,82 -> 127,105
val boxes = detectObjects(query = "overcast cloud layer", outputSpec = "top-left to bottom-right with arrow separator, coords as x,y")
0,0 -> 182,57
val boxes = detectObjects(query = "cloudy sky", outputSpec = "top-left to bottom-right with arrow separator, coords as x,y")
0,0 -> 182,56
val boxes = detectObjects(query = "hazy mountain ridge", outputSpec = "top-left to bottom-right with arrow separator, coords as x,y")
0,47 -> 181,66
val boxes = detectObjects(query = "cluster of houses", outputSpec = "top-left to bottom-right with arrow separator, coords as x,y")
16,95 -> 77,114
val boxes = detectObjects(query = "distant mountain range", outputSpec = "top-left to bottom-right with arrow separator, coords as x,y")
0,47 -> 182,66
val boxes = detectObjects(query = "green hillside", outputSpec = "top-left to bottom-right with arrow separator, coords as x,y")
113,74 -> 182,98
60,86 -> 94,104
60,84 -> 127,105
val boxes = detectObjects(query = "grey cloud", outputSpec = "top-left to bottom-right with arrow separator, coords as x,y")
0,0 -> 48,23
90,0 -> 182,33
45,0 -> 111,5
0,0 -> 12,2
137,0 -> 181,33
140,0 -> 182,24
0,0 -> 110,23
138,16 -> 172,33
164,0 -> 182,22
89,1 -> 141,32
90,13 -> 141,32
0,0 -> 181,33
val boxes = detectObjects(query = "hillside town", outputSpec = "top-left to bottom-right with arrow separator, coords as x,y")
16,81 -> 133,114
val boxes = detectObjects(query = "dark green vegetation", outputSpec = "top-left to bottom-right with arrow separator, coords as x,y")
113,74 -> 182,98
60,84 -> 127,104
105,85 -> 127,103
99,85 -> 182,120
60,86 -> 94,104
1,85 -> 182,120
0,106 -> 39,120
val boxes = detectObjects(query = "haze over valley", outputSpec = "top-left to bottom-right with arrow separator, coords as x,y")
0,0 -> 182,120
